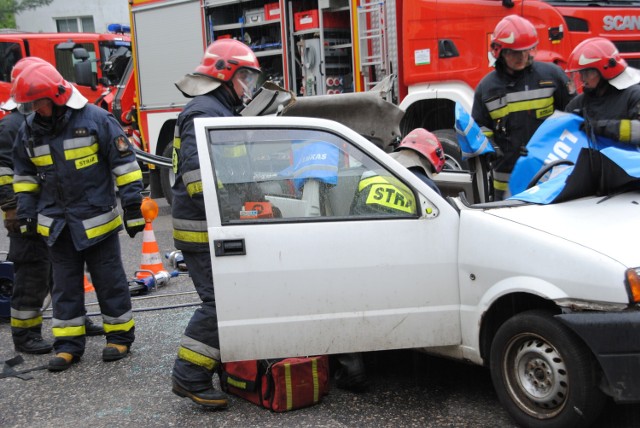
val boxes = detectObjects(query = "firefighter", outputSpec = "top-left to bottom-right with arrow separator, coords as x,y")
10,60 -> 144,371
0,99 -> 53,354
170,39 -> 261,409
351,128 -> 445,216
472,15 -> 575,200
1,59 -> 104,352
564,37 -> 640,143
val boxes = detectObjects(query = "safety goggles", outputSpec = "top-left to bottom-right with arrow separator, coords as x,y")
502,48 -> 536,58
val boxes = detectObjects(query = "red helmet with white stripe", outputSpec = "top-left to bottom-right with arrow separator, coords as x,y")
175,39 -> 261,98
397,128 -> 445,173
566,37 -> 640,90
490,15 -> 538,61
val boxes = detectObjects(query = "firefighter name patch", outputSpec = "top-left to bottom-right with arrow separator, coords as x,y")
115,136 -> 131,153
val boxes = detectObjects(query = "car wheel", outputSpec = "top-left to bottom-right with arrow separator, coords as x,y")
490,310 -> 605,428
159,142 -> 175,206
432,129 -> 468,171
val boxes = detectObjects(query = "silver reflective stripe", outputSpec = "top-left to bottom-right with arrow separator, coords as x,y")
63,136 -> 95,150
51,316 -> 85,328
11,308 -> 41,319
179,334 -> 221,361
485,87 -> 556,111
32,145 -> 51,157
13,174 -> 38,185
493,171 -> 511,182
102,310 -> 133,324
112,160 -> 140,176
630,121 -> 640,142
0,166 -> 13,176
38,214 -> 54,228
172,217 -> 208,232
82,209 -> 119,230
182,169 -> 201,186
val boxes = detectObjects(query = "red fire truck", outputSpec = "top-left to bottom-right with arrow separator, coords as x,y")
127,0 -> 640,203
0,28 -> 133,123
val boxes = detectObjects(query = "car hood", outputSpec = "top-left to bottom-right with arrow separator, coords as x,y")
488,192 -> 640,267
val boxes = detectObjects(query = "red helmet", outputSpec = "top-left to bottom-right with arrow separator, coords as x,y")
10,61 -> 87,113
2,57 -> 49,110
175,39 -> 261,97
397,128 -> 445,173
10,56 -> 48,82
566,37 -> 640,90
490,15 -> 538,60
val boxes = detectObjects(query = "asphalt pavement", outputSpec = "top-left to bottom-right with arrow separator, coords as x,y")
1,199 -> 638,427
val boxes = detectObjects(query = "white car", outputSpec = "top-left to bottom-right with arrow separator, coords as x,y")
193,110 -> 640,428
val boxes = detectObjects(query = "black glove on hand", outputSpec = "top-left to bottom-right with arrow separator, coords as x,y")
3,208 -> 20,234
123,205 -> 145,238
19,217 -> 37,237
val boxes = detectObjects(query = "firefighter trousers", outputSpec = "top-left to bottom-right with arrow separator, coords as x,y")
8,233 -> 51,345
172,251 -> 222,392
48,227 -> 135,357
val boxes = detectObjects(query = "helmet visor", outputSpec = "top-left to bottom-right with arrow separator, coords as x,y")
234,68 -> 260,103
16,98 -> 49,115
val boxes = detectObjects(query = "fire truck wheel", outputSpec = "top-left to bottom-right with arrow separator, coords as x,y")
433,129 -> 468,171
160,142 -> 175,206
490,310 -> 605,428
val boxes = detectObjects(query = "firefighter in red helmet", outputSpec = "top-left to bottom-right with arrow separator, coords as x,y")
472,15 -> 575,200
10,60 -> 144,371
171,39 -> 262,409
565,37 -> 640,144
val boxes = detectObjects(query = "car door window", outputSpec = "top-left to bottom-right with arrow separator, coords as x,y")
206,127 -> 419,224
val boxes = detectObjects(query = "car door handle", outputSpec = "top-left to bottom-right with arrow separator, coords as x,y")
214,239 -> 246,257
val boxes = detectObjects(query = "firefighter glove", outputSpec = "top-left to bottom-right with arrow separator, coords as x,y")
3,208 -> 20,234
19,217 -> 37,237
123,205 -> 145,238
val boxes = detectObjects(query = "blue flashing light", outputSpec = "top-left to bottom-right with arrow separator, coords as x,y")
108,23 -> 131,34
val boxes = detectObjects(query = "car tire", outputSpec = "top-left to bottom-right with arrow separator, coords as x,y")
159,142 -> 175,206
490,309 -> 605,428
432,129 -> 468,171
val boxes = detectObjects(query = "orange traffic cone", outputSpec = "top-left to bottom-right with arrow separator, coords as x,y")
137,222 -> 164,278
84,274 -> 95,292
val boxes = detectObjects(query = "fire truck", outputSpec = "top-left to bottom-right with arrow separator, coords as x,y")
128,0 -> 640,204
0,28 -> 133,123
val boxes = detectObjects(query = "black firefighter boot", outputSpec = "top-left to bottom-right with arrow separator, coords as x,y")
172,379 -> 229,409
334,352 -> 369,393
13,328 -> 53,355
85,317 -> 105,336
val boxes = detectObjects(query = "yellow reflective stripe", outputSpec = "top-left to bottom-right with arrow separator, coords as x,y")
31,155 -> 53,166
186,181 -> 203,196
65,143 -> 99,160
0,175 -> 12,185
173,136 -> 181,150
103,318 -> 135,333
285,362 -> 293,411
489,97 -> 554,120
85,215 -> 122,240
11,315 -> 43,329
178,346 -> 216,370
173,229 -> 209,244
312,358 -> 319,403
493,179 -> 509,191
115,169 -> 143,186
226,376 -> 248,389
13,182 -> 39,193
37,224 -> 50,237
52,325 -> 86,337
620,119 -> 631,142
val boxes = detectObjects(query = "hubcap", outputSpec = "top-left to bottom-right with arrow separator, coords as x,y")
505,335 -> 569,418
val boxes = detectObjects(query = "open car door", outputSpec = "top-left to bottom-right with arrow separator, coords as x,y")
195,116 -> 462,362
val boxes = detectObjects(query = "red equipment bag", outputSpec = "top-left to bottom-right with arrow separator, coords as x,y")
221,356 -> 330,412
